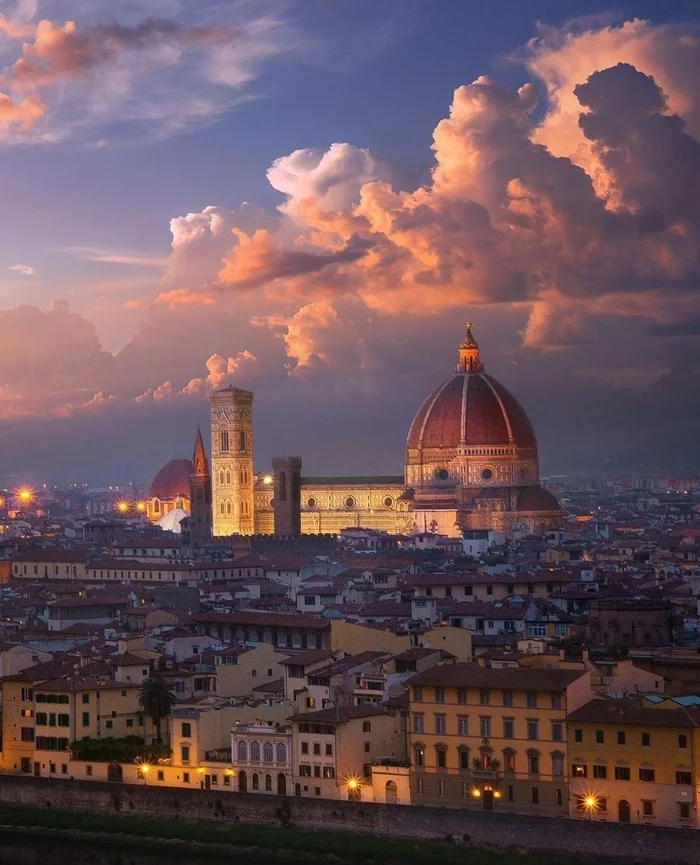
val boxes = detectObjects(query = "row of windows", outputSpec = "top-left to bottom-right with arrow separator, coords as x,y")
35,713 -> 70,727
218,499 -> 251,516
572,729 -> 687,748
219,429 -> 248,454
300,741 -> 333,756
413,744 -> 564,776
233,741 -> 288,764
412,687 -> 563,710
572,763 -> 691,784
298,765 -> 336,778
217,468 -> 251,486
412,714 -> 562,741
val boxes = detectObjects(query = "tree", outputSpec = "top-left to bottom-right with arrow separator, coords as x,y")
139,676 -> 176,743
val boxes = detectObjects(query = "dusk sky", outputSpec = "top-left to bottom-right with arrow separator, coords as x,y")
1,0 -> 699,486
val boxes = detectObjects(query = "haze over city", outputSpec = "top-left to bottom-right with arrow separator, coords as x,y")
1,0 -> 699,485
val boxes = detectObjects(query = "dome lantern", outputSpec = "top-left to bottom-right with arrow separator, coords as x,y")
457,321 -> 484,373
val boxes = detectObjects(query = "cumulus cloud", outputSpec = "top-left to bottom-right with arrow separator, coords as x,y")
135,351 -> 258,402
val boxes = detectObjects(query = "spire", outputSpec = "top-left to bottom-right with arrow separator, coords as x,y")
456,321 -> 484,373
192,427 -> 210,478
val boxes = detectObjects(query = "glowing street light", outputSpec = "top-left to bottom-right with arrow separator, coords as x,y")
583,794 -> 599,820
345,775 -> 362,800
116,501 -> 130,514
263,475 -> 273,485
16,488 -> 33,504
137,762 -> 150,784
135,501 -> 147,513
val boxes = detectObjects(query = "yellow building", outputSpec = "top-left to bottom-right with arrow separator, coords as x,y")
405,663 -> 592,816
1,665 -> 154,776
566,698 -> 700,827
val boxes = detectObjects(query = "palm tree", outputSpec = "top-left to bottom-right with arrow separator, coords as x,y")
139,676 -> 176,743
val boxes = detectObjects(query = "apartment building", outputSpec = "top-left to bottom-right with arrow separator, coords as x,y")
566,698 -> 700,827
405,663 -> 592,816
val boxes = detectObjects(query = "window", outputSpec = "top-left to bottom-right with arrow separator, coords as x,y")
362,721 -> 372,733
181,722 -> 191,738
276,743 -> 287,763
528,753 -> 540,775
679,802 -> 691,820
299,765 -> 312,777
82,712 -> 90,727
416,778 -> 424,795
531,787 -> 539,805
676,770 -> 692,785
526,692 -> 537,709
593,729 -> 604,744
237,741 -> 247,762
508,785 -> 515,803
414,745 -> 425,768
551,753 -> 564,776
572,763 -> 587,778
313,743 -> 321,756
183,772 -> 190,783
457,689 -> 467,705
20,728 -> 34,742
480,718 -> 491,738
459,749 -> 469,770
106,720 -> 113,730
434,688 -> 445,704
504,751 -> 516,774
641,732 -> 651,747
503,690 -> 513,708
86,765 -> 93,777
593,764 -> 607,779
301,742 -> 309,755
436,747 -> 447,769
503,718 -> 514,739
551,722 -> 563,742
642,800 -> 654,817
678,734 -> 688,749
314,765 -> 321,777
614,765 -> 631,780
639,768 -> 655,782
364,743 -> 370,753
551,693 -> 562,710
457,716 -> 468,736
574,728 -> 583,743
479,690 -> 490,706
181,745 -> 190,763
617,731 -> 626,745
438,779 -> 447,797
413,687 -> 423,703
527,720 -> 538,741
555,788 -> 563,807
435,714 -> 446,735
252,773 -> 260,791
21,688 -> 33,701
220,430 -> 229,452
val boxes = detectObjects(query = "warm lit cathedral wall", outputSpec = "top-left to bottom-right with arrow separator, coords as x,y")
145,495 -> 190,522
253,479 -> 414,535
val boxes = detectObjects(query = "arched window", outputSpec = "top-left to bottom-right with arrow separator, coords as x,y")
153,499 -> 160,514
263,742 -> 274,763
220,430 -> 229,452
226,471 -> 231,484
276,743 -> 287,764
252,772 -> 259,790
250,741 -> 261,762
413,744 -> 425,768
239,430 -> 246,452
226,501 -> 232,514
220,502 -> 225,515
265,773 -> 272,792
503,748 -> 516,774
385,780 -> 398,804
219,470 -> 225,485
435,744 -> 447,769
458,746 -> 470,771
551,752 -> 564,777
527,750 -> 540,775
237,740 -> 247,762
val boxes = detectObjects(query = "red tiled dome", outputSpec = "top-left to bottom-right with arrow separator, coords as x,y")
517,486 -> 560,512
407,372 -> 537,451
149,458 -> 192,499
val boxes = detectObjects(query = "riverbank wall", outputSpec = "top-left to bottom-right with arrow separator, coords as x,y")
0,773 -> 697,863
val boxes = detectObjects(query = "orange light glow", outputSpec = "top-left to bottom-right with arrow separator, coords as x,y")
116,501 -> 129,513
17,488 -> 33,503
136,501 -> 147,512
345,775 -> 360,790
263,474 -> 273,485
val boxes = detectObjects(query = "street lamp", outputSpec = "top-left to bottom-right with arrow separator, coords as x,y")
345,775 -> 362,801
584,794 -> 599,820
138,763 -> 150,785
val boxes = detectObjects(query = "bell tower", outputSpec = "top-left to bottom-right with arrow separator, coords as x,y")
272,456 -> 302,537
210,386 -> 255,536
188,427 -> 212,544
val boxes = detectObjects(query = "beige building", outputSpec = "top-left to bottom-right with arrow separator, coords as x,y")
289,704 -> 406,800
405,663 -> 592,816
231,721 -> 292,795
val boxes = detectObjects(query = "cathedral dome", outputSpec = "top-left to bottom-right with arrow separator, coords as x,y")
517,486 -> 560,512
149,458 -> 192,499
407,323 -> 536,453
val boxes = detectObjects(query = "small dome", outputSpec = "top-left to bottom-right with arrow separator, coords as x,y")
149,459 -> 192,499
156,508 -> 189,534
517,486 -> 560,512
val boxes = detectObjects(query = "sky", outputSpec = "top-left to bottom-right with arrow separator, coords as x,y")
0,0 -> 699,486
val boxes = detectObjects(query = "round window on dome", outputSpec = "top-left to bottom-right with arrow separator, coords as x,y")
435,468 -> 449,481
345,496 -> 355,508
307,497 -> 316,509
384,496 -> 394,508
481,468 -> 494,482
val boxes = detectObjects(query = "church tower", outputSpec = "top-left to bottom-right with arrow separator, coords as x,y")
272,456 -> 302,536
210,386 -> 254,536
188,427 -> 212,544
